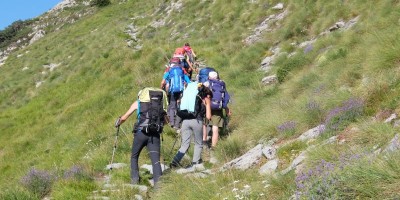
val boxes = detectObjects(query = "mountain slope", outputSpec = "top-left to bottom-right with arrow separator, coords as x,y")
1,0 -> 400,199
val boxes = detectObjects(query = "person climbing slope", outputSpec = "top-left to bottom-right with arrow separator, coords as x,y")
115,87 -> 168,185
170,82 -> 212,171
160,58 -> 191,131
205,71 -> 231,149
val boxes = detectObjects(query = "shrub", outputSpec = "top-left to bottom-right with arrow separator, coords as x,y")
276,121 -> 297,137
20,168 -> 55,198
304,100 -> 324,126
324,97 -> 364,132
90,0 -> 111,7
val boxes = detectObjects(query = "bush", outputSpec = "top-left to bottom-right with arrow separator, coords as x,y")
20,168 -> 55,198
90,0 -> 111,7
324,97 -> 364,132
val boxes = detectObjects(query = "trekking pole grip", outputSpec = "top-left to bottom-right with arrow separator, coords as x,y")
114,117 -> 121,128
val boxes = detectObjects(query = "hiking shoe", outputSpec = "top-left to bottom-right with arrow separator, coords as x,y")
169,161 -> 180,169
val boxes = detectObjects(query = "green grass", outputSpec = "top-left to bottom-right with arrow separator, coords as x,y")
1,0 -> 400,199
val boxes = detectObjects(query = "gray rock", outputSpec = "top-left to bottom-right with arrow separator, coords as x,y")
384,134 -> 400,153
281,151 -> 307,175
49,0 -> 77,12
262,146 -> 276,160
262,75 -> 278,85
272,3 -> 284,10
298,125 -> 325,141
43,63 -> 61,71
122,184 -> 148,193
29,30 -> 46,44
141,164 -> 169,174
394,120 -> 400,127
176,163 -> 206,174
221,144 -> 263,171
105,163 -> 127,170
259,159 -> 278,175
244,10 -> 288,45
384,114 -> 397,123
260,47 -> 280,72
135,194 -> 143,200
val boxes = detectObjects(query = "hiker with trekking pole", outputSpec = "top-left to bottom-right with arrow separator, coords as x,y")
169,82 -> 212,171
115,87 -> 168,185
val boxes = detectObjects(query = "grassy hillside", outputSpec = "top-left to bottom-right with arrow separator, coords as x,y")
1,0 -> 400,199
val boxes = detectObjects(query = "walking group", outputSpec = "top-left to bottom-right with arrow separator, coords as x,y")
115,43 -> 231,186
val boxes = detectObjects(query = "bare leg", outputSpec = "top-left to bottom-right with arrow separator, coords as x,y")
211,125 -> 219,148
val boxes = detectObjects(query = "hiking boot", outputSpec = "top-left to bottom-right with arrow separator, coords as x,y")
169,161 -> 179,169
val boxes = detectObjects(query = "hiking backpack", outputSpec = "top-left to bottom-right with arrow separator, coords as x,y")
184,46 -> 194,63
177,82 -> 206,120
136,88 -> 167,134
168,66 -> 185,94
198,67 -> 216,83
174,47 -> 185,56
208,79 -> 229,110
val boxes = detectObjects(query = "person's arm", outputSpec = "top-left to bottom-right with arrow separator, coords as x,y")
204,97 -> 211,120
191,49 -> 197,58
225,107 -> 231,116
119,101 -> 138,125
160,79 -> 166,89
161,72 -> 169,89
183,74 -> 191,83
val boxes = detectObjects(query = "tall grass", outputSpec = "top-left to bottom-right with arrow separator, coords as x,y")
1,0 -> 400,199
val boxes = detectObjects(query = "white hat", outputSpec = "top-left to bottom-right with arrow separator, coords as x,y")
209,71 -> 218,79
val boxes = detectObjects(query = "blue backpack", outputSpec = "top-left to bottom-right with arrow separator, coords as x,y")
168,67 -> 185,93
198,67 -> 216,83
209,79 -> 230,110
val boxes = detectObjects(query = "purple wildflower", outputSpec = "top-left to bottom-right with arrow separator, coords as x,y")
21,168 -> 54,198
277,121 -> 297,136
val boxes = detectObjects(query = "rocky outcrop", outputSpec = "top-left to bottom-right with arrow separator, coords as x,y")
49,0 -> 77,12
244,9 -> 288,45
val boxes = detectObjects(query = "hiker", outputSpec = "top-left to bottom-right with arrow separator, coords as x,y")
197,67 -> 216,84
160,59 -> 191,131
183,43 -> 197,66
197,67 -> 217,146
170,82 -> 212,169
173,47 -> 194,80
116,87 -> 168,185
205,71 -> 231,148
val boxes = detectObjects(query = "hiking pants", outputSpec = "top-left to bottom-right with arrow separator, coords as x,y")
172,119 -> 203,164
168,92 -> 182,128
131,129 -> 162,184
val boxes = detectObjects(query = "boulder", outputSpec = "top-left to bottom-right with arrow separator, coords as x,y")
259,159 -> 279,175
384,134 -> 400,153
298,125 -> 325,141
221,144 -> 263,171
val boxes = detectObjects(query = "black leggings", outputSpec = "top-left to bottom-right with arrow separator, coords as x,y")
131,130 -> 162,184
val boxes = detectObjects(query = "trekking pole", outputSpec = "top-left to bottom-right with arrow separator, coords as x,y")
109,117 -> 121,171
167,132 -> 179,159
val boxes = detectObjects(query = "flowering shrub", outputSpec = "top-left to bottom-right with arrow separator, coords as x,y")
277,121 -> 297,137
324,98 -> 364,131
295,151 -> 370,199
21,168 -> 54,198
